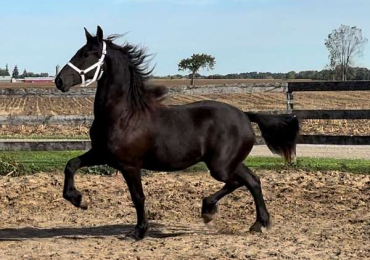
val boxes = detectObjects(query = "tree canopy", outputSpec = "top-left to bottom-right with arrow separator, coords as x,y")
12,65 -> 19,78
178,53 -> 215,86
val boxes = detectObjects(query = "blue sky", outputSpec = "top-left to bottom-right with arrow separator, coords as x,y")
0,0 -> 369,76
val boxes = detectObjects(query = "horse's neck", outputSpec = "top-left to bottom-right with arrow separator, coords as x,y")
94,79 -> 126,119
92,47 -> 148,121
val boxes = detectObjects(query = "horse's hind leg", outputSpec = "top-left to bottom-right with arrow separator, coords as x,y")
63,149 -> 104,209
202,163 -> 270,232
234,164 -> 270,232
202,182 -> 242,223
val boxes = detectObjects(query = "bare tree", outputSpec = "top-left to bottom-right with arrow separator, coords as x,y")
325,25 -> 368,81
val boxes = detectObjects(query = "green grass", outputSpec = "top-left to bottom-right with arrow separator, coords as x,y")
1,151 -> 370,176
247,157 -> 370,174
0,151 -> 114,176
185,157 -> 370,174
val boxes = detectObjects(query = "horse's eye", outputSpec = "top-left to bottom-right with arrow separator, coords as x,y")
83,53 -> 89,58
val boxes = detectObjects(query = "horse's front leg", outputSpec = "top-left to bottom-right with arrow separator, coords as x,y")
63,149 -> 105,209
120,166 -> 148,240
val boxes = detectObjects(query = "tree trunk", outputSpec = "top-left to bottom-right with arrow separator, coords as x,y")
191,71 -> 196,86
342,65 -> 346,81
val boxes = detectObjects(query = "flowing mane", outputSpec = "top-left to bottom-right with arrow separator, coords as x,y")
105,35 -> 167,109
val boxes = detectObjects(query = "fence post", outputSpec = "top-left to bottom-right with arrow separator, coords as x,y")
286,91 -> 294,111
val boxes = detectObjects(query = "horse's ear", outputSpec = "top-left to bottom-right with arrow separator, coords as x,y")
96,26 -> 103,43
84,27 -> 93,41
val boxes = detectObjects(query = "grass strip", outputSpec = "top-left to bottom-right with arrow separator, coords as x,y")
1,151 -> 369,176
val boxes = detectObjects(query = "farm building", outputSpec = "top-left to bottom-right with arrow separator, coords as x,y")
0,75 -> 11,82
23,77 -> 54,83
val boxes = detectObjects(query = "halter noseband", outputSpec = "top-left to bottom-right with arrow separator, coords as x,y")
67,41 -> 107,87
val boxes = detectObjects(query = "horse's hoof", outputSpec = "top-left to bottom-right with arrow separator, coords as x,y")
63,189 -> 88,209
202,213 -> 216,224
201,202 -> 218,224
79,199 -> 88,210
118,234 -> 136,242
124,227 -> 147,241
249,220 -> 271,233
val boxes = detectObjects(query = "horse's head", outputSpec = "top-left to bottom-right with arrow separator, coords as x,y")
55,26 -> 106,92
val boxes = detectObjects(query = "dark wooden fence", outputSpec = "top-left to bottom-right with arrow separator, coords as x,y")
0,81 -> 370,150
286,81 -> 370,145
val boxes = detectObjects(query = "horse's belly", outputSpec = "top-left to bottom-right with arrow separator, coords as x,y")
143,141 -> 204,172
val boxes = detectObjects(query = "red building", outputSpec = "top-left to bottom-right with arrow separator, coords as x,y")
23,77 -> 54,83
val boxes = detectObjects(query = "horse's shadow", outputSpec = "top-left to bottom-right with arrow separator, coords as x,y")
0,223 -> 208,241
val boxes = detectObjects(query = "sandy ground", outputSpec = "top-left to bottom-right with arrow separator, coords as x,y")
0,170 -> 369,260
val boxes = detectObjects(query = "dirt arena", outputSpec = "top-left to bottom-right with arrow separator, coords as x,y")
0,170 -> 369,260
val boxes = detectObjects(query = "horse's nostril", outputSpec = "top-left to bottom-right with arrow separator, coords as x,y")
56,78 -> 63,88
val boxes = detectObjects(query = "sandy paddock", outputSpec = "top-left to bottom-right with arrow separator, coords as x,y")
0,169 -> 369,259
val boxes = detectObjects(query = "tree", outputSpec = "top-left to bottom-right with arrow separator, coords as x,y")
287,71 -> 296,80
325,25 -> 368,81
5,64 -> 9,76
178,53 -> 215,86
21,69 -> 28,78
12,65 -> 19,78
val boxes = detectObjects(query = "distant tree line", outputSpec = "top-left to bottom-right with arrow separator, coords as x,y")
155,66 -> 370,81
19,69 -> 49,78
0,64 -> 10,76
0,65 -> 48,78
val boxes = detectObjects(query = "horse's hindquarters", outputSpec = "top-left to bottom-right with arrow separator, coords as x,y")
142,101 -> 255,172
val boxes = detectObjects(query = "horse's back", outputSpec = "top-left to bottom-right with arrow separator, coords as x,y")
166,100 -> 254,138
143,100 -> 255,171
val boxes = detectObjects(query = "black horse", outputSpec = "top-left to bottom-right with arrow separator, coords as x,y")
55,26 -> 299,240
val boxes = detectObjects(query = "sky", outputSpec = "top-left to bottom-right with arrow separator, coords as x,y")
0,0 -> 369,76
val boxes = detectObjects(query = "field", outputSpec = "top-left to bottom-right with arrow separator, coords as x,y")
0,170 -> 369,259
1,91 -> 370,138
0,79 -> 292,89
1,84 -> 370,259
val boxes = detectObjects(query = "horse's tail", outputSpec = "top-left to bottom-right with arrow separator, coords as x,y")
245,112 -> 299,163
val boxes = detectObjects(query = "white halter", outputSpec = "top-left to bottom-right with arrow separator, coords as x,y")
67,41 -> 107,87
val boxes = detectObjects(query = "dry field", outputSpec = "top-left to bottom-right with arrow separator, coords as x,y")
0,170 -> 369,260
1,91 -> 370,137
0,79 -> 289,89
2,91 -> 370,115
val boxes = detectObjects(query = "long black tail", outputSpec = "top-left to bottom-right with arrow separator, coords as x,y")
245,112 -> 300,163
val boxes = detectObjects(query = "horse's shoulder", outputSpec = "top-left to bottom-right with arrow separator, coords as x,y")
144,83 -> 168,102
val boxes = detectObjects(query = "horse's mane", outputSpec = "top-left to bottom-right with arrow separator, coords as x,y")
105,35 -> 168,109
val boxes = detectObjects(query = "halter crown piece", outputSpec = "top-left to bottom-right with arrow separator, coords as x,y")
67,41 -> 107,87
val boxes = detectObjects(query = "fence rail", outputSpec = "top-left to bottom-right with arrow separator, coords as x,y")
287,81 -> 370,92
285,80 -> 370,146
1,135 -> 370,151
2,109 -> 370,126
0,81 -> 369,150
0,139 -> 90,151
0,115 -> 94,126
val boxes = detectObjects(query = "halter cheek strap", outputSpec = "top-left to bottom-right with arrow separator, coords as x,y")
67,41 -> 107,87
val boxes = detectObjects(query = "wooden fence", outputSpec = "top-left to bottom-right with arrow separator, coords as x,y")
286,81 -> 370,145
1,81 -> 370,150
